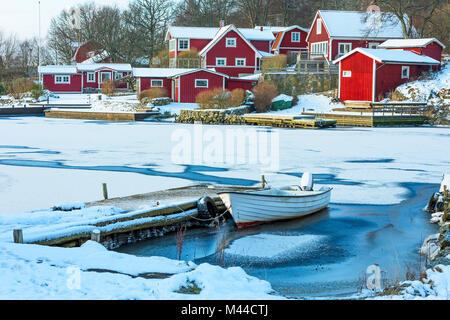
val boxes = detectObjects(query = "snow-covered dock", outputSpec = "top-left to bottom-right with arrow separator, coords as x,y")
45,109 -> 159,121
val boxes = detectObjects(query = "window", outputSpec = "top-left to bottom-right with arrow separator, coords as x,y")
55,75 -> 70,84
291,32 -> 300,42
368,43 -> 379,49
151,79 -> 163,87
216,58 -> 227,66
226,38 -> 236,47
195,79 -> 208,88
101,72 -> 111,83
401,66 -> 410,79
311,42 -> 328,56
317,18 -> 322,34
178,39 -> 189,51
115,72 -> 123,80
235,58 -> 246,66
169,39 -> 176,51
338,43 -> 352,56
87,72 -> 95,83
343,71 -> 352,77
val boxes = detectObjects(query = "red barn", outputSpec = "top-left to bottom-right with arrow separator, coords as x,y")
334,48 -> 440,102
134,68 -> 229,103
271,25 -> 309,55
199,25 -> 263,77
307,10 -> 404,61
39,63 -> 132,93
378,38 -> 445,70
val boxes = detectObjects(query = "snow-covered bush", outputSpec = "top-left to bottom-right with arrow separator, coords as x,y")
252,82 -> 278,113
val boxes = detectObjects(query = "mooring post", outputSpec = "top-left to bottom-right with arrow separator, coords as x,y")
13,229 -> 23,244
91,229 -> 101,242
444,185 -> 448,222
262,175 -> 266,189
102,183 -> 108,200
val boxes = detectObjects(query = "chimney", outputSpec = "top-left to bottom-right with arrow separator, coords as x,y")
219,20 -> 225,28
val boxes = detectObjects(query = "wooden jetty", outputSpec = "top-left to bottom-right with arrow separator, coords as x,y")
45,109 -> 159,121
22,185 -> 262,249
30,103 -> 92,109
0,106 -> 44,116
243,114 -> 337,129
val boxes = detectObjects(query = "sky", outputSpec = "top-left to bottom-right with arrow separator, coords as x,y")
0,0 -> 130,40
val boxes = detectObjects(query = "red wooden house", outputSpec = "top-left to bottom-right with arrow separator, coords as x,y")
333,48 -> 440,102
165,25 -> 274,69
378,38 -> 445,70
39,63 -> 132,93
271,25 -> 309,55
306,10 -> 404,61
198,25 -> 264,77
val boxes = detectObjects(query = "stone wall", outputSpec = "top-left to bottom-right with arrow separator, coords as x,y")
263,73 -> 338,96
175,105 -> 255,125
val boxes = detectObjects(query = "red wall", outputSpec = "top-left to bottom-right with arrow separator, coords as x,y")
227,79 -> 257,91
204,30 -> 257,77
176,70 -> 226,103
277,28 -> 308,54
251,40 -> 272,53
42,74 -> 82,93
307,12 -> 330,52
82,70 -> 129,90
138,77 -> 172,98
331,40 -> 384,60
171,38 -> 211,57
375,63 -> 430,101
339,52 -> 374,102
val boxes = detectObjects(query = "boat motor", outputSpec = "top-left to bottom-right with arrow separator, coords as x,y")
301,172 -> 314,191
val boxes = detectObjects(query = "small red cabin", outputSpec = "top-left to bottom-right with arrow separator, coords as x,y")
378,38 -> 445,71
271,25 -> 309,55
334,48 -> 440,102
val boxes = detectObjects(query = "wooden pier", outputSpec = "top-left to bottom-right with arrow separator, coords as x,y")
243,114 -> 337,129
45,109 -> 159,121
0,106 -> 44,116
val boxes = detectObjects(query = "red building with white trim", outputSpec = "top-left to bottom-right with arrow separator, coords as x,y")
271,25 -> 309,55
333,48 -> 440,102
307,10 -> 404,61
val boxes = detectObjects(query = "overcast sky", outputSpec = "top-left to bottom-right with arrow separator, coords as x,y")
0,0 -> 130,40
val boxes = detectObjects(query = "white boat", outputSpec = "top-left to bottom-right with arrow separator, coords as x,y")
219,182 -> 332,228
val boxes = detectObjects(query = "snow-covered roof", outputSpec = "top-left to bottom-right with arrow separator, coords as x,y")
333,48 -> 441,65
38,65 -> 79,75
166,26 -> 275,41
133,68 -> 197,78
379,38 -> 446,49
259,50 -> 275,57
316,10 -> 404,39
76,63 -> 132,72
199,25 -> 263,58
254,26 -> 288,33
133,68 -> 229,79
81,50 -> 110,64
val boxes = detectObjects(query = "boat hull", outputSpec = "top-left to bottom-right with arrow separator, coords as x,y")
219,188 -> 331,228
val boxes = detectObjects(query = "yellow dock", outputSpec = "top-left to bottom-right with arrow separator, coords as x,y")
243,114 -> 337,129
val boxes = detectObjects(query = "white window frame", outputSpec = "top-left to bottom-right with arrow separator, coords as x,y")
87,72 -> 95,83
100,72 -> 111,83
151,79 -> 164,87
291,32 -> 300,42
235,58 -> 246,66
401,66 -> 410,79
115,72 -> 123,80
178,39 -> 190,51
216,58 -> 227,66
55,75 -> 70,84
169,39 -> 176,51
316,18 -> 322,34
343,71 -> 352,78
226,38 -> 236,48
195,79 -> 208,88
338,43 -> 352,56
311,41 -> 328,56
368,42 -> 379,49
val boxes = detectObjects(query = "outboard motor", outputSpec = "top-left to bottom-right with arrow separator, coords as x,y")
301,172 -> 314,191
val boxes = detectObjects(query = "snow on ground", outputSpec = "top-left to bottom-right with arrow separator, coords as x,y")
0,240 -> 278,300
225,234 -> 325,259
267,94 -> 343,115
158,102 -> 199,116
396,63 -> 450,104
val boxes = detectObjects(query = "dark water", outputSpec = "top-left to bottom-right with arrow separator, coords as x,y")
116,182 -> 438,299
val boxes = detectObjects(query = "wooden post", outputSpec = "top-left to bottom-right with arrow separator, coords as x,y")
444,185 -> 448,222
13,229 -> 23,244
102,183 -> 108,200
91,229 -> 101,242
262,175 -> 266,189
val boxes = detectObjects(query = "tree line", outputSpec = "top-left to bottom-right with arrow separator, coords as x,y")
0,0 -> 448,81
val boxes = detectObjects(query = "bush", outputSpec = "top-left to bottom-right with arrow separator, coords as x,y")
0,83 -> 5,95
3,78 -> 35,99
252,82 -> 278,113
138,87 -> 168,103
196,88 -> 229,109
230,88 -> 245,107
31,83 -> 44,101
261,54 -> 287,74
151,48 -> 170,68
101,79 -> 116,95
